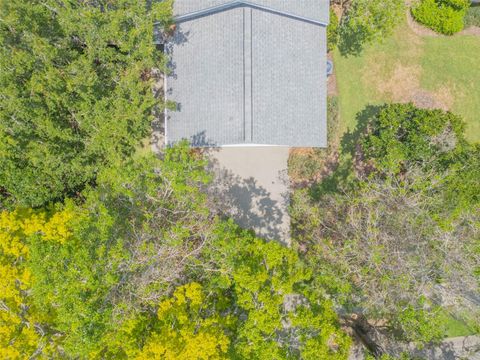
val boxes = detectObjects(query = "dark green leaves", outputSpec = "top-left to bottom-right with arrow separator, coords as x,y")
0,0 -> 172,207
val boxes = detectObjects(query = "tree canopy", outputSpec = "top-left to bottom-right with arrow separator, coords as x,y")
336,0 -> 404,55
1,144 -> 351,359
1,0 -> 479,358
0,0 -> 172,207
291,103 -> 480,348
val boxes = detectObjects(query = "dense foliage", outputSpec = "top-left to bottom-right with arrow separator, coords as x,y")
327,8 -> 339,52
361,103 -> 479,215
412,0 -> 471,34
0,207 -> 73,358
0,0 -> 172,207
291,104 -> 480,349
1,144 -> 350,359
2,0 -> 478,358
337,0 -> 404,55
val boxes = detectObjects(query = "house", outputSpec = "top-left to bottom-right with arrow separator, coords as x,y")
163,0 -> 330,147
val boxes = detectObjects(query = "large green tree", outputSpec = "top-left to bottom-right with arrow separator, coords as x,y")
291,104 -> 480,349
17,144 -> 350,358
361,103 -> 479,216
0,0 -> 172,207
27,144 -> 212,357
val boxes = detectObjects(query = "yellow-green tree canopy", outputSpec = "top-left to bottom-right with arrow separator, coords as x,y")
1,145 -> 351,359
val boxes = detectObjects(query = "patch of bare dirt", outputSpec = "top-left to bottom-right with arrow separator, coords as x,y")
460,26 -> 480,35
411,89 -> 438,109
288,148 -> 340,189
289,148 -> 315,157
374,63 -> 454,111
331,3 -> 343,19
377,64 -> 422,101
432,85 -> 455,110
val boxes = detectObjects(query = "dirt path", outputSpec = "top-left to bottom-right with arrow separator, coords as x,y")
461,25 -> 480,35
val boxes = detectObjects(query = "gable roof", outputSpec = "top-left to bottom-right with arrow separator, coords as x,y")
165,0 -> 330,147
173,0 -> 329,25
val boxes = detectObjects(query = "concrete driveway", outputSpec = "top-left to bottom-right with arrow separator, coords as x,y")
207,147 -> 290,244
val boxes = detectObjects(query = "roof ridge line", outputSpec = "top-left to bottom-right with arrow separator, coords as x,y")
165,1 -> 328,26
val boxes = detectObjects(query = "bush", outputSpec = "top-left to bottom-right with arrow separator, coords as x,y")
412,0 -> 470,35
327,8 -> 339,52
465,5 -> 480,27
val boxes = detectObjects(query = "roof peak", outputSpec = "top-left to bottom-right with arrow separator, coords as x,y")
172,0 -> 329,26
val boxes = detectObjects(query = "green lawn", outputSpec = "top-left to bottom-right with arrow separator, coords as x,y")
333,19 -> 480,143
440,311 -> 478,338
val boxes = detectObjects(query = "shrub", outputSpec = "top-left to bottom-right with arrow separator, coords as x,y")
465,5 -> 480,27
327,8 -> 339,52
412,0 -> 470,35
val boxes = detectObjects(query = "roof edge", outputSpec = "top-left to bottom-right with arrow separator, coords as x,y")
158,0 -> 329,27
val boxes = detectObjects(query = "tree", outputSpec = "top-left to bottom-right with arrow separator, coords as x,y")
360,103 -> 467,174
201,222 -> 351,360
295,173 -> 479,344
337,0 -> 404,56
360,103 -> 478,216
27,144 -> 214,357
138,222 -> 352,360
0,207 -> 73,358
0,0 -> 172,207
291,103 -> 480,348
138,283 -> 231,360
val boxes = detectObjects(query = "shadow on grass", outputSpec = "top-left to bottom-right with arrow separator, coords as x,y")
338,28 -> 369,57
338,33 -> 363,57
340,105 -> 382,156
309,105 -> 383,200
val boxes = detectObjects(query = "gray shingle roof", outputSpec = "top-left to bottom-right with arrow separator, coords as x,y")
165,0 -> 329,147
174,0 -> 329,25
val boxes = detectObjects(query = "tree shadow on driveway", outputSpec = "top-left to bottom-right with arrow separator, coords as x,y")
204,148 -> 290,245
